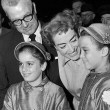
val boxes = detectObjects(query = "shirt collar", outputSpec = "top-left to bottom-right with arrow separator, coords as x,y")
22,21 -> 42,43
23,76 -> 49,92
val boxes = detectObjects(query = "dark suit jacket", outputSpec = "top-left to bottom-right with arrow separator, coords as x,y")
0,29 -> 65,109
0,27 -> 10,37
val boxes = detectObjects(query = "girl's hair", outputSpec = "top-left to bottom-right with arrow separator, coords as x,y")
18,45 -> 46,64
80,30 -> 110,62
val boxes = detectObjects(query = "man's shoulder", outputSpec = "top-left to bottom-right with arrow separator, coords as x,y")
0,29 -> 23,43
1,27 -> 11,36
0,29 -> 23,53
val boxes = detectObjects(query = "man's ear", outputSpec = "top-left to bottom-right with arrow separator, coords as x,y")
41,62 -> 47,71
32,2 -> 37,14
101,47 -> 109,57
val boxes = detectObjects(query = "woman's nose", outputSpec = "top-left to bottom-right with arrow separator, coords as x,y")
68,44 -> 74,52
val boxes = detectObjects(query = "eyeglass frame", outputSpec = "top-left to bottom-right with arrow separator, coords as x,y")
11,5 -> 34,26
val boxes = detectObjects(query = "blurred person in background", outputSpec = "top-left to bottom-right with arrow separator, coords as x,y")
72,0 -> 85,15
71,0 -> 85,27
97,5 -> 110,26
81,3 -> 96,27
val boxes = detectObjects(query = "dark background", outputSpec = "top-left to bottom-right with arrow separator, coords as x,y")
34,0 -> 110,22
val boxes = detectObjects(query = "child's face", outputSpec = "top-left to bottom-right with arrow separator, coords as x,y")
18,50 -> 44,85
79,35 -> 102,71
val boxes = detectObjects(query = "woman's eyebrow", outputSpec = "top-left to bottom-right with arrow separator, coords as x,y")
70,34 -> 76,41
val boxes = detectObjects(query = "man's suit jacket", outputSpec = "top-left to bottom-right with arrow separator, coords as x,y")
0,29 -> 64,109
0,27 -> 10,37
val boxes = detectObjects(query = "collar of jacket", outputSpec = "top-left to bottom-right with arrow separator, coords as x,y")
23,76 -> 49,92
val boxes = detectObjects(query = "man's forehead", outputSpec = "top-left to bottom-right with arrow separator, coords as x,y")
4,0 -> 31,11
102,14 -> 110,18
81,11 -> 93,15
6,1 -> 31,18
73,1 -> 82,8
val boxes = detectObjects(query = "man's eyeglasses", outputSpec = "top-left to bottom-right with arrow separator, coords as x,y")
11,6 -> 34,26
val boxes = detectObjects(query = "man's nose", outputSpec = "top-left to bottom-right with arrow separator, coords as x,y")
22,21 -> 28,27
